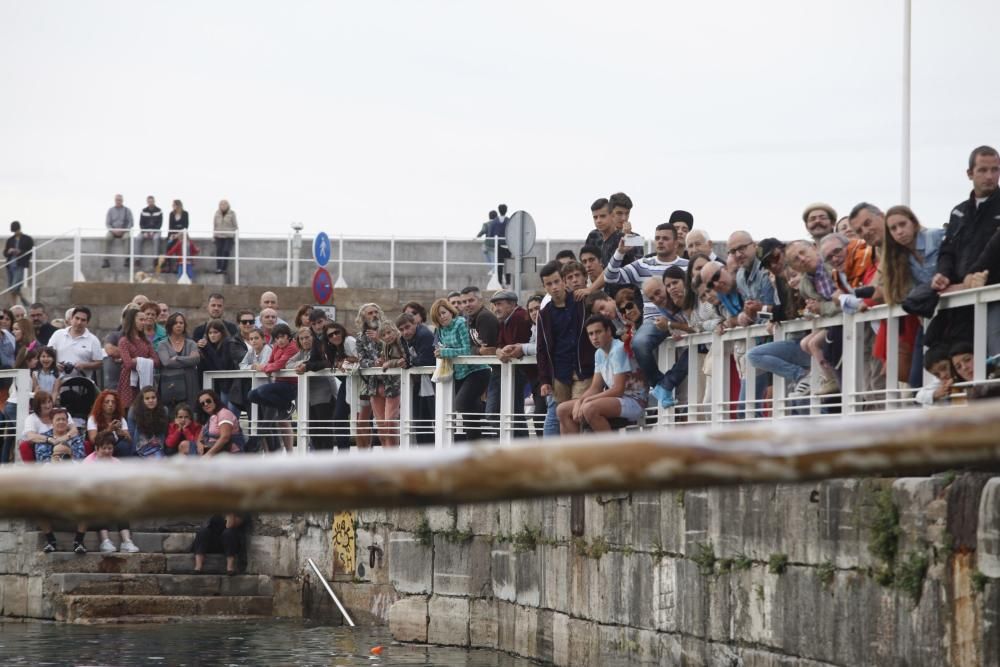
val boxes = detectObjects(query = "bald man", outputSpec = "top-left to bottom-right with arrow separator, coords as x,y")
255,291 -> 288,327
727,231 -> 775,323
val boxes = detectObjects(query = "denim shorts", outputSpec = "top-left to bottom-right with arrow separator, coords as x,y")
618,397 -> 646,422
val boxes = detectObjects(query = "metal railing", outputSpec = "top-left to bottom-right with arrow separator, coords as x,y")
3,226 -> 583,290
187,283 -> 1000,456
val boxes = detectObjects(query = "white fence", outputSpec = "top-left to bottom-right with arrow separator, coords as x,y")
3,285 -> 997,462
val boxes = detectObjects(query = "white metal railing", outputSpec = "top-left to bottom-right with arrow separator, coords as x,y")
15,227 -> 573,289
190,284 -> 1000,456
0,369 -> 39,464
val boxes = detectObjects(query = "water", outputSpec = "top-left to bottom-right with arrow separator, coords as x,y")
0,620 -> 541,666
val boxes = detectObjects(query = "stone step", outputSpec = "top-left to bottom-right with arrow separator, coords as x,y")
42,552 -> 228,575
49,572 -> 273,597
49,516 -> 204,534
29,531 -> 194,554
59,594 -> 272,624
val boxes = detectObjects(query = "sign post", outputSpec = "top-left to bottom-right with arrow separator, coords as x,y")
504,211 -> 537,297
312,231 -> 334,306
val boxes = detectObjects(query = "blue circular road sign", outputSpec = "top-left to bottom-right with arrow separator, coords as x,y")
313,232 -> 331,267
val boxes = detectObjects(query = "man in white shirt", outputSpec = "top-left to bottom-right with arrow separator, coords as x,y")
48,307 -> 106,379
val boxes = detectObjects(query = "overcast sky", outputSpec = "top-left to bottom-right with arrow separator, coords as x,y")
2,1 -> 998,246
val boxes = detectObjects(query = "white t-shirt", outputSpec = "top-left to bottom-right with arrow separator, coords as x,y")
48,327 -> 106,374
593,338 -> 647,405
22,413 -> 51,439
87,416 -> 129,440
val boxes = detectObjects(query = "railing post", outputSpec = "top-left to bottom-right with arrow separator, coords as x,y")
974,299 -> 988,381
389,237 -> 396,289
657,342 -> 675,426
128,229 -> 135,283
73,228 -> 85,282
499,361 -> 513,444
545,239 -> 551,262
434,373 -> 454,449
884,314 -> 900,409
442,240 -> 448,290
285,234 -> 293,287
771,325 -> 787,418
14,369 -> 31,460
399,368 -> 412,449
234,232 -> 241,286
177,230 -> 191,285
711,339 -> 727,424
743,330 -> 756,421
29,248 -> 37,304
291,224 -> 303,286
841,314 -> 859,415
296,374 -> 310,455
249,374 -> 263,436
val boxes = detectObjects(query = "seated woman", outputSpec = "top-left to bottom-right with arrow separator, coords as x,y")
127,386 -> 169,458
165,403 -> 202,456
39,440 -> 88,554
21,390 -> 80,458
87,389 -> 133,458
35,408 -> 86,462
83,431 -> 140,553
196,389 -> 244,456
192,513 -> 250,576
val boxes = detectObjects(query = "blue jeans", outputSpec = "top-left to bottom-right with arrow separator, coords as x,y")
543,395 -> 560,437
746,340 -> 810,383
633,320 -> 669,388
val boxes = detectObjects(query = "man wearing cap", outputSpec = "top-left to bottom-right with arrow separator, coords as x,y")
668,210 -> 693,256
802,203 -> 837,243
490,290 -> 533,438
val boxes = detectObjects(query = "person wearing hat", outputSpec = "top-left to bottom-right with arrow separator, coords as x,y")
667,210 -> 694,253
490,290 -> 533,438
802,203 -> 837,243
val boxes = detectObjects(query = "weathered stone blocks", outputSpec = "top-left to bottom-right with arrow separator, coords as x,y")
388,531 -> 432,595
427,595 -> 469,647
388,595 -> 428,642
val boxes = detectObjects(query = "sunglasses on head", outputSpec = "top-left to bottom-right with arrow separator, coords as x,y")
706,269 -> 723,290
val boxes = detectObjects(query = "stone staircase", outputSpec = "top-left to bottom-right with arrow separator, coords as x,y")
30,517 -> 275,624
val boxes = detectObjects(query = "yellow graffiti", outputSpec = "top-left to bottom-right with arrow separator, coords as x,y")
332,510 -> 356,576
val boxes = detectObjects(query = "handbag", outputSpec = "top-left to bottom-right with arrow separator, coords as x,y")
431,357 -> 454,383
160,375 -> 188,404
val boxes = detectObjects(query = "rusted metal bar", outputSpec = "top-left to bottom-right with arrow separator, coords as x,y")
2,402 -> 1000,521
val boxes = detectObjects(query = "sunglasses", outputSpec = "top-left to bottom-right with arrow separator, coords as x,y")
239,319 -> 255,325
706,269 -> 723,290
199,398 -> 214,406
327,331 -> 343,338
53,454 -> 71,461
619,302 -> 637,314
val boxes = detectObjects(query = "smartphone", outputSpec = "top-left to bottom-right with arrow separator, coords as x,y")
623,234 -> 644,247
757,311 -> 773,321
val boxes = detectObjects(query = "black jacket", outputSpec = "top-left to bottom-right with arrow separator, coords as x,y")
937,189 -> 1000,283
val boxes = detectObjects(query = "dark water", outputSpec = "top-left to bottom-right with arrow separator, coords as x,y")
0,620 -> 541,666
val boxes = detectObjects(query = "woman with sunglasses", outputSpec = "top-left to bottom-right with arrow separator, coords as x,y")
195,389 -> 244,456
313,322 -> 357,449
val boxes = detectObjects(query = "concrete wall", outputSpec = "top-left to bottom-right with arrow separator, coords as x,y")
314,474 -> 1000,666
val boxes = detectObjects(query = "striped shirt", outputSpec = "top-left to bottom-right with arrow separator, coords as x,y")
604,250 -> 689,288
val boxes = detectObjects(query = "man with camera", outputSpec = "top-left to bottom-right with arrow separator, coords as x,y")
48,306 -> 106,379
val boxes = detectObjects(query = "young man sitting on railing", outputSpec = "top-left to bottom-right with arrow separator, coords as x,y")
557,315 -> 646,433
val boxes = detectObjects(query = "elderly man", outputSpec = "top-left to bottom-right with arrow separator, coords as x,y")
699,260 -> 743,328
685,229 -> 718,262
846,203 -> 884,279
634,276 -> 688,407
802,203 -> 837,243
103,194 -> 134,268
489,290 -> 533,438
255,291 -> 288,327
818,233 -> 872,291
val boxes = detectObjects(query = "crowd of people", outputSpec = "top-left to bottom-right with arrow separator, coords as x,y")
1,145 -> 998,468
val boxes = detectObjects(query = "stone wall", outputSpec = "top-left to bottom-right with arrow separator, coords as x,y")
317,475 -> 1000,666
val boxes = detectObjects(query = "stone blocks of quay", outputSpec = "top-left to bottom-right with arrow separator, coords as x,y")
340,475 -> 1000,667
3,476 -> 1000,664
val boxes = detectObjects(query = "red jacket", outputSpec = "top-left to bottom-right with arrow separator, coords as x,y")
165,422 -> 202,451
262,341 -> 299,383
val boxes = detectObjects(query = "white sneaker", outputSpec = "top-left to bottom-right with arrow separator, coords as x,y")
99,539 -> 116,553
120,540 -> 140,553
788,378 -> 811,399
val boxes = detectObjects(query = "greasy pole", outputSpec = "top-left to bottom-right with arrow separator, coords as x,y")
3,402 -> 1000,521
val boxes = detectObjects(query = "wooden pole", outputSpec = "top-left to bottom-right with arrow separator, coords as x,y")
2,402 -> 1000,521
